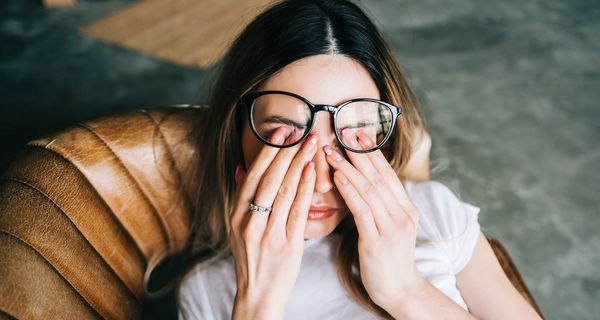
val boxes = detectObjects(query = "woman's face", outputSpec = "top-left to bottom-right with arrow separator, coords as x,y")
241,54 -> 381,239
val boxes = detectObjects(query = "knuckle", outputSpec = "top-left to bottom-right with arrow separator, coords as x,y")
364,182 -> 378,197
288,207 -> 303,223
229,216 -> 239,232
261,175 -> 277,188
355,208 -> 371,223
263,232 -> 285,250
397,217 -> 415,231
229,209 -> 244,232
405,206 -> 420,221
371,175 -> 386,188
241,225 -> 260,243
277,183 -> 294,199
245,171 -> 261,186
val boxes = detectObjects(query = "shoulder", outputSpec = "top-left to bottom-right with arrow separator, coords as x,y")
404,179 -> 480,242
404,180 -> 482,273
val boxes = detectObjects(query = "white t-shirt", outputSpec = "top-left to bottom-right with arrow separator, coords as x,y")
178,180 -> 481,319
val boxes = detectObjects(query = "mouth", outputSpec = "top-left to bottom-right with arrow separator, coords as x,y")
308,205 -> 340,220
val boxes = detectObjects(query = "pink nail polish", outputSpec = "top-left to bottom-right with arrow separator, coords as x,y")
303,134 -> 317,153
303,161 -> 315,179
323,145 -> 342,161
357,130 -> 373,147
235,165 -> 241,179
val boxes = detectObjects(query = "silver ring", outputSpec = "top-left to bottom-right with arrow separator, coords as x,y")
249,202 -> 271,214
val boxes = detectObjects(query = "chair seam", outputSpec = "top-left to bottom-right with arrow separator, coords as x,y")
0,175 -> 141,303
0,230 -> 105,320
19,144 -> 147,263
74,122 -> 171,257
141,108 -> 194,248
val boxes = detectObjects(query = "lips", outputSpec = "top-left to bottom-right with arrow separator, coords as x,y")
308,205 -> 339,220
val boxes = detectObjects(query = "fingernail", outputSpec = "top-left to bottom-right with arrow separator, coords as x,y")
303,134 -> 317,153
323,145 -> 342,161
357,130 -> 373,147
334,171 -> 349,184
303,160 -> 315,179
272,127 -> 289,144
235,165 -> 241,180
342,129 -> 357,148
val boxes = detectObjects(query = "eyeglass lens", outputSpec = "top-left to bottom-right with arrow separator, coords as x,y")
250,93 -> 393,151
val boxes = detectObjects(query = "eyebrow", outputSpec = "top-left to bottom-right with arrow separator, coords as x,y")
260,116 -> 307,128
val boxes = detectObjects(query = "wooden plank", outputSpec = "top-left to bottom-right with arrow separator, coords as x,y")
80,0 -> 274,68
43,0 -> 76,7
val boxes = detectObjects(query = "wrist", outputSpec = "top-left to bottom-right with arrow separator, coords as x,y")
378,272 -> 427,314
232,291 -> 285,320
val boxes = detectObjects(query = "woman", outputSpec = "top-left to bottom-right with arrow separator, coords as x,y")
178,0 -> 542,319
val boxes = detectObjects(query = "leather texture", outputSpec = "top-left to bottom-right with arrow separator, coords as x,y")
0,106 -> 542,319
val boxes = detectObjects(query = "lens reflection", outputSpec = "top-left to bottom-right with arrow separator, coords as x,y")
336,101 -> 392,151
251,93 -> 310,146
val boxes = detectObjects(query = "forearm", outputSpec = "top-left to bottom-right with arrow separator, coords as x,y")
384,276 -> 477,320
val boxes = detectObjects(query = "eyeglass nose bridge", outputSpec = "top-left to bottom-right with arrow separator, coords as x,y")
311,104 -> 338,113
307,104 -> 350,149
307,104 -> 339,133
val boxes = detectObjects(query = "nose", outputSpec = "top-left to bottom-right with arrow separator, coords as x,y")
310,112 -> 337,193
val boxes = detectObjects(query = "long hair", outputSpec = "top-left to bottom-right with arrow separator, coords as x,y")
185,0 -> 427,318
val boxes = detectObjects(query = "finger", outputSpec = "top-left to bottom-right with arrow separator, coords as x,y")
332,170 -> 378,241
231,126 -> 290,227
251,129 -> 304,209
342,128 -> 403,219
340,129 -> 401,217
323,145 -> 392,233
356,130 -> 418,224
231,166 -> 250,261
340,128 -> 381,179
246,129 -> 305,234
287,160 -> 316,240
266,134 -> 318,236
232,165 -> 246,229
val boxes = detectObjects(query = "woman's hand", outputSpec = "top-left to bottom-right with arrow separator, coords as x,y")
229,127 -> 318,320
323,129 -> 423,312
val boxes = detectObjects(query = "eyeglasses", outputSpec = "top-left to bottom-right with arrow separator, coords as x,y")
237,90 -> 402,153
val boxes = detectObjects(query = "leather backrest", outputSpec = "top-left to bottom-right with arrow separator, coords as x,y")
0,106 -> 204,319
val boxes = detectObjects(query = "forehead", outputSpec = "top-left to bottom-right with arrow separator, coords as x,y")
259,54 -> 380,105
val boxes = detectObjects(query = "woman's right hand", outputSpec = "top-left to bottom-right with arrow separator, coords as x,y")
229,127 -> 318,319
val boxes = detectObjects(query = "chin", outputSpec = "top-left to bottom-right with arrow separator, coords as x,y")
303,211 -> 348,239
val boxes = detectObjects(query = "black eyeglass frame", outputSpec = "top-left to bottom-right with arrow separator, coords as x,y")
238,90 -> 402,153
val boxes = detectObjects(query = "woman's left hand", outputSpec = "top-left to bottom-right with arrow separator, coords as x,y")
323,129 -> 424,311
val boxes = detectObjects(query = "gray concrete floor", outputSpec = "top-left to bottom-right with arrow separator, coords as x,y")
1,0 -> 598,319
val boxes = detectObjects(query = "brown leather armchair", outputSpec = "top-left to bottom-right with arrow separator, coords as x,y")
0,107 -> 543,319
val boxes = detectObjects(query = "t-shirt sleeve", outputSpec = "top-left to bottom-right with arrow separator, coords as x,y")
449,200 -> 481,274
409,180 -> 481,274
177,268 -> 216,320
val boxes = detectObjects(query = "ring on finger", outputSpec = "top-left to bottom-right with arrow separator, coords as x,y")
249,202 -> 272,214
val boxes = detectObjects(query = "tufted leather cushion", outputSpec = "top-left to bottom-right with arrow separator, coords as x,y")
0,106 -> 542,319
0,106 -> 202,319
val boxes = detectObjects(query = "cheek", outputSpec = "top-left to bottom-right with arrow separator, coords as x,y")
241,122 -> 262,169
